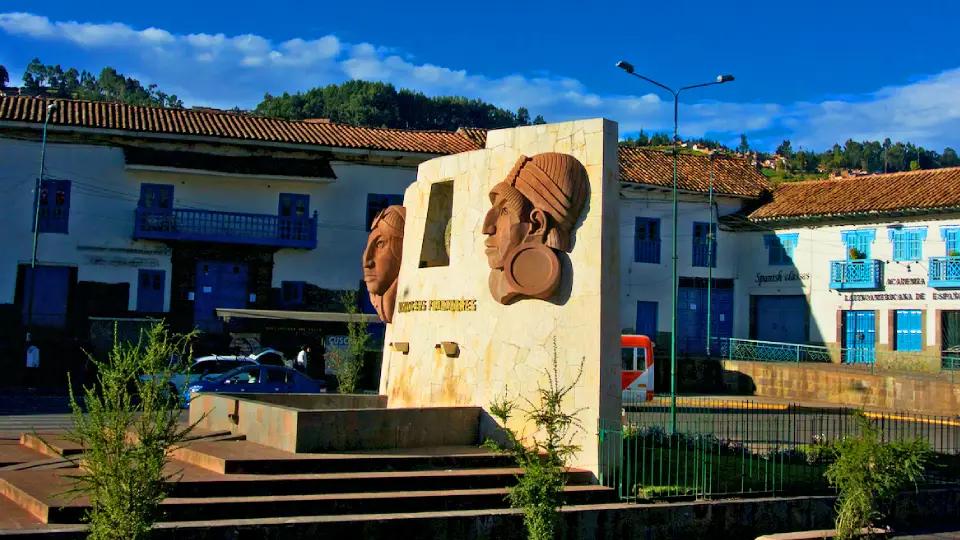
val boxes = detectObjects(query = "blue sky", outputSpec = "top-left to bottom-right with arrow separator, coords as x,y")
1,0 -> 959,153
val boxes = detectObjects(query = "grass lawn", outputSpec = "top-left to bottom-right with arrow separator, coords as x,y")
762,168 -> 828,185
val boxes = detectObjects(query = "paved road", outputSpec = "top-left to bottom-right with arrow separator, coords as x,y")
0,395 -> 189,438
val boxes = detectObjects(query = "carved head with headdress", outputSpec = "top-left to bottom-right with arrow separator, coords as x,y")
482,153 -> 589,305
363,205 -> 406,323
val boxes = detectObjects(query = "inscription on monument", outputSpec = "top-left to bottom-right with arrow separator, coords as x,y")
397,299 -> 477,313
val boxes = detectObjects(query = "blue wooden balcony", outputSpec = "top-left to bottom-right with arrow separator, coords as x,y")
829,259 -> 884,290
929,256 -> 960,288
133,208 -> 318,249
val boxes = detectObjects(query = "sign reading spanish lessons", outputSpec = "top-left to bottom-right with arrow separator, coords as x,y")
755,270 -> 810,287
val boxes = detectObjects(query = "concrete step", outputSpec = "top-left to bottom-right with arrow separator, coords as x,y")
47,485 -> 614,524
171,440 -> 517,475
18,435 -> 83,459
168,466 -> 596,498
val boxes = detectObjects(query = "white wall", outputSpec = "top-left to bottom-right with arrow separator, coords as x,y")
618,189 -> 744,334
735,216 -> 960,350
0,137 -> 418,312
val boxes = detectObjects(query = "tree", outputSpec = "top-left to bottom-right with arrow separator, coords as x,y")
13,59 -> 181,107
516,107 -> 531,126
637,129 -> 649,146
532,114 -> 547,125
255,80 -> 538,131
738,133 -> 749,154
0,65 -> 8,88
943,147 -> 960,168
776,140 -> 793,159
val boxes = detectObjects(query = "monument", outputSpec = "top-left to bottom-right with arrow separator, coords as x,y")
374,119 -> 621,474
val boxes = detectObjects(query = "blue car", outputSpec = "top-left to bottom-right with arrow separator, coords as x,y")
182,364 -> 326,406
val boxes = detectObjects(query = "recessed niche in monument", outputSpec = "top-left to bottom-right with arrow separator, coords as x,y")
419,180 -> 454,268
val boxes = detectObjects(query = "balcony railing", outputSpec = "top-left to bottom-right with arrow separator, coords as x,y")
829,259 -> 884,290
133,208 -> 318,249
929,256 -> 960,288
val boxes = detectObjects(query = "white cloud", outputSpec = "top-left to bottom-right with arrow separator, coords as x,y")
1,11 -> 958,152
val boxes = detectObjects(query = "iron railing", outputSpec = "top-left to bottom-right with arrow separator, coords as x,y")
599,395 -> 960,501
929,256 -> 960,288
133,208 -> 318,249
725,337 -> 959,382
829,259 -> 884,290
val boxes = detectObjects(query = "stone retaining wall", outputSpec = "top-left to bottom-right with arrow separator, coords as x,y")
722,360 -> 960,415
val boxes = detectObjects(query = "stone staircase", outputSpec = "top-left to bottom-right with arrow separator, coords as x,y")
0,430 -> 615,531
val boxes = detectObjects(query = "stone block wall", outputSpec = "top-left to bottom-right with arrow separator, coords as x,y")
723,359 -> 960,415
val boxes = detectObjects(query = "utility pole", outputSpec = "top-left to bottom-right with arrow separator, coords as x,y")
706,153 -> 714,359
27,102 -> 57,330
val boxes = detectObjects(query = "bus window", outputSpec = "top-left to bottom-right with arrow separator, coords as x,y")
637,347 -> 647,368
621,347 -> 637,371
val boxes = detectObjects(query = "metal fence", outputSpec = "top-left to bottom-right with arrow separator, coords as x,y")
724,338 -> 960,381
598,395 -> 960,501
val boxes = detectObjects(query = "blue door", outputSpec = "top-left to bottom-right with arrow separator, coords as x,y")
279,194 -> 310,242
635,301 -> 658,339
843,310 -> 876,364
195,261 -> 249,333
22,266 -> 71,328
137,270 -> 166,313
677,286 -> 734,355
894,310 -> 923,352
754,295 -> 808,344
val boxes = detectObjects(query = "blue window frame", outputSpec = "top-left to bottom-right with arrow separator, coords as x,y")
281,281 -> 305,307
888,227 -> 926,262
366,193 -> 403,231
764,233 -> 798,266
33,179 -> 71,234
894,309 -> 922,352
139,184 -> 174,210
941,227 -> 960,256
692,222 -> 717,268
136,269 -> 166,312
279,193 -> 310,219
634,217 -> 661,264
840,229 -> 876,260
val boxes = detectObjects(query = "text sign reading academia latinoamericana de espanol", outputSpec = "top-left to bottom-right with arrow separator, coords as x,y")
397,299 -> 478,314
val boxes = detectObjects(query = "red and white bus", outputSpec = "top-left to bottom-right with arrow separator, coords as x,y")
621,334 -> 654,402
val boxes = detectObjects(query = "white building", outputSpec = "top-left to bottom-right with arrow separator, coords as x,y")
4,96 -> 957,369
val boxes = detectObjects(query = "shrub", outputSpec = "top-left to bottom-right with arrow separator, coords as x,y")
484,339 -> 585,540
822,411 -> 930,540
43,322 -> 199,540
324,290 -> 371,394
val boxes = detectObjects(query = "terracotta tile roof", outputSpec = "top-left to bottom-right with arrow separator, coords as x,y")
618,147 -> 770,198
748,167 -> 960,221
0,96 -> 481,155
455,127 -> 488,148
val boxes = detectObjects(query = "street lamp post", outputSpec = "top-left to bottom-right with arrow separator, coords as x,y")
616,61 -> 733,434
27,102 -> 58,330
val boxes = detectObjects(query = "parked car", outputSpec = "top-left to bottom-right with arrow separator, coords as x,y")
140,348 -> 284,400
182,364 -> 326,406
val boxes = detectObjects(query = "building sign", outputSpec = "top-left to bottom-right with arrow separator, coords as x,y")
397,299 -> 478,313
78,245 -> 171,256
755,270 -> 810,287
933,292 -> 960,300
843,293 -> 926,302
84,255 -> 160,268
325,335 -> 349,351
887,278 -> 926,286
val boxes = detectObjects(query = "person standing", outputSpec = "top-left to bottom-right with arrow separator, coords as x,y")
296,345 -> 310,374
25,334 -> 39,390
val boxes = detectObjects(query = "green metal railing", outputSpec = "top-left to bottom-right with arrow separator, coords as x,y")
599,395 -> 960,502
724,338 -> 959,382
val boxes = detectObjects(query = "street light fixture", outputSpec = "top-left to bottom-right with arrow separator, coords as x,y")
616,61 -> 734,434
27,102 -> 58,330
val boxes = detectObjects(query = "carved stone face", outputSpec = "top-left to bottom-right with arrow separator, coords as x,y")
482,185 -> 532,270
481,153 -> 589,305
362,208 -> 404,296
